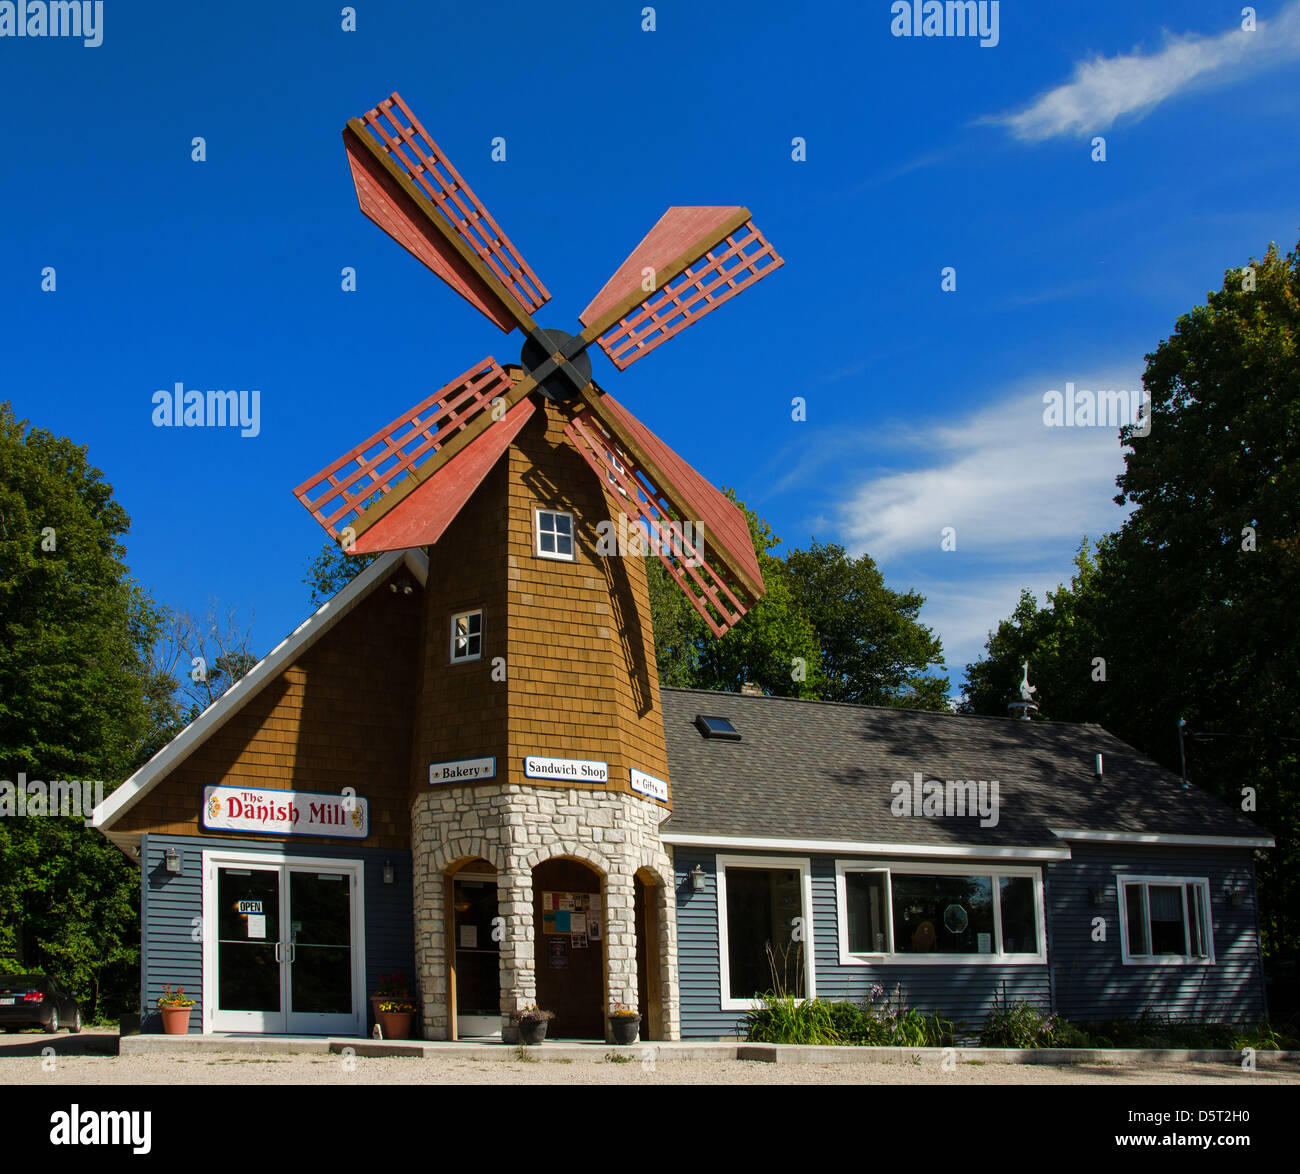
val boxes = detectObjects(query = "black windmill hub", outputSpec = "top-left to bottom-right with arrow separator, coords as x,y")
520,327 -> 592,403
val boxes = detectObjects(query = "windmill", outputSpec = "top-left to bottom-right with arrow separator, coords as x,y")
293,93 -> 783,637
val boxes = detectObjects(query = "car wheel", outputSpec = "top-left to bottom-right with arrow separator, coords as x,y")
44,1009 -> 59,1034
69,1009 -> 82,1034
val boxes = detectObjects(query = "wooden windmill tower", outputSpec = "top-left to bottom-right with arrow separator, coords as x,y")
292,93 -> 783,1039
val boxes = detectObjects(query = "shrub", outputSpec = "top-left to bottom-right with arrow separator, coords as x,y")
744,985 -> 957,1047
979,1000 -> 1068,1048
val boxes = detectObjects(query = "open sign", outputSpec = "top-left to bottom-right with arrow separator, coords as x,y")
238,901 -> 262,914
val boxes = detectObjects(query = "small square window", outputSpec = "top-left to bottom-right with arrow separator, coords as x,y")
536,510 -> 575,561
450,610 -> 482,663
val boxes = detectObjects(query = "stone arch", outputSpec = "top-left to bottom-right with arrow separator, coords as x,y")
427,836 -> 503,876
521,841 -> 612,877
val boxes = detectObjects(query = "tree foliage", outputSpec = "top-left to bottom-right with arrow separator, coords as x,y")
962,238 -> 1300,960
0,402 -> 173,1018
650,499 -> 949,709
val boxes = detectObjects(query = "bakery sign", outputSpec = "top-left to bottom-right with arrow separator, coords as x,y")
202,785 -> 368,839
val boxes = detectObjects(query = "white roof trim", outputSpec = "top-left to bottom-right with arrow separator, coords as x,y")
660,832 -> 1071,860
1049,828 -> 1274,849
92,548 -> 427,832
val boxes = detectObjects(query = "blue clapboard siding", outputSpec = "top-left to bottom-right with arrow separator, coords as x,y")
1046,845 -> 1266,1024
139,833 -> 413,1032
672,850 -> 1053,1039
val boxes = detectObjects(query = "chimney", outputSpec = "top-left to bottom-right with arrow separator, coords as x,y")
740,681 -> 763,696
1094,753 -> 1103,780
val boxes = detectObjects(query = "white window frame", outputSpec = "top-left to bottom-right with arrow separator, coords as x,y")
716,854 -> 816,1011
534,508 -> 576,562
449,609 -> 482,664
835,860 -> 1048,966
1117,874 -> 1215,966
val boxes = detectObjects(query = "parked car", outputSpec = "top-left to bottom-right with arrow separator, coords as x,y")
0,975 -> 82,1033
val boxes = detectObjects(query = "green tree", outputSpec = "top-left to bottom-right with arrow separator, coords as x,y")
962,238 -> 1300,959
305,541 -> 377,608
785,540 -> 948,710
0,402 -> 172,1018
649,501 -> 822,697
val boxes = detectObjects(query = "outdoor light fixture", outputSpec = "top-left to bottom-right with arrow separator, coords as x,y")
690,865 -> 707,893
1089,887 -> 1107,906
382,860 -> 395,886
164,848 -> 181,875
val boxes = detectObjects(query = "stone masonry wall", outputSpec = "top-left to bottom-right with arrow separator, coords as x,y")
410,783 -> 679,1041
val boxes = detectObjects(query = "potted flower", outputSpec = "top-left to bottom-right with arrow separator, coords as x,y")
609,1002 -> 640,1045
510,1005 -> 554,1045
377,999 -> 416,1039
157,985 -> 195,1035
371,972 -> 409,1030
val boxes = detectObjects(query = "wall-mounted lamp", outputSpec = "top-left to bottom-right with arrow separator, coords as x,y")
382,860 -> 395,886
689,865 -> 707,893
1089,887 -> 1108,907
164,848 -> 182,875
1229,890 -> 1244,908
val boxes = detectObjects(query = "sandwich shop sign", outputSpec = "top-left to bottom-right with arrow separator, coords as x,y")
203,785 -> 369,839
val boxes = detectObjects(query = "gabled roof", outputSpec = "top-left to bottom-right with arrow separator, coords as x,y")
92,548 -> 427,849
659,689 -> 1274,854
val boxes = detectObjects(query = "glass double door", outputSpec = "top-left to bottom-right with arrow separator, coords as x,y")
211,859 -> 361,1035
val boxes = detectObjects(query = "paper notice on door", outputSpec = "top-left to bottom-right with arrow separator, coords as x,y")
246,914 -> 267,939
459,925 -> 478,949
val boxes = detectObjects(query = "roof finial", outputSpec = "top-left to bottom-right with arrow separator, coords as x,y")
1007,661 -> 1040,720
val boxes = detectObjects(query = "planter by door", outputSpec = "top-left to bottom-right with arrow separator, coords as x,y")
518,1019 -> 548,1045
611,1016 -> 640,1046
160,1007 -> 192,1035
378,1010 -> 415,1039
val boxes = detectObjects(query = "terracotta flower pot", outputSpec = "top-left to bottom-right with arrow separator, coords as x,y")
378,1010 -> 415,1040
611,1016 -> 640,1046
159,1006 -> 192,1035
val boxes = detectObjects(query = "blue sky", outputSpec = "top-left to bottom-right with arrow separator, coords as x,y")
4,0 -> 1299,696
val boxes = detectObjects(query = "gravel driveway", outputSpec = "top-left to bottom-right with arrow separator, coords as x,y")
3,1049 -> 1296,1085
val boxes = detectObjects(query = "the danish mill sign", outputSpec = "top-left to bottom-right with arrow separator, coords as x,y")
524,756 -> 609,783
202,785 -> 368,839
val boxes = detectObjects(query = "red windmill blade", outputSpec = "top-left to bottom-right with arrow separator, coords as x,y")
578,207 -> 784,370
298,92 -> 784,636
344,92 -> 550,332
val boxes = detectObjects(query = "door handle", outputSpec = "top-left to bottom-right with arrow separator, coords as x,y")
288,942 -> 296,965
275,942 -> 282,964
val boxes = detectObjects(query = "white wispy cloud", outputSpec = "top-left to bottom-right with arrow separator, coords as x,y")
985,1 -> 1300,142
838,381 -> 1139,564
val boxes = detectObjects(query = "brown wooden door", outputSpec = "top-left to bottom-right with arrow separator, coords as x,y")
533,859 -> 603,1039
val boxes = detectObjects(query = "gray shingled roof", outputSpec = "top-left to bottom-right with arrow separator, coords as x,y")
660,688 -> 1270,847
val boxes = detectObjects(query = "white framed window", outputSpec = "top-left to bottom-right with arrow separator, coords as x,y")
1117,875 -> 1214,965
535,509 -> 575,561
835,861 -> 1047,965
716,855 -> 816,1011
449,610 -> 482,663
